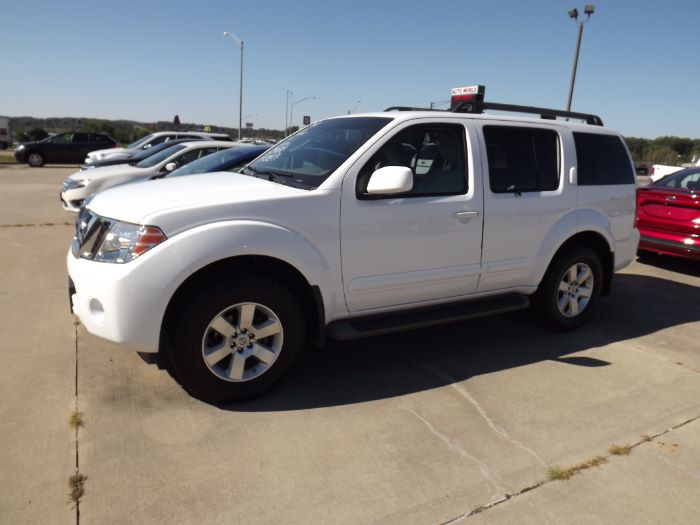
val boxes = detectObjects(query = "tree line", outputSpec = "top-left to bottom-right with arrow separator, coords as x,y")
625,136 -> 700,165
11,116 -> 288,145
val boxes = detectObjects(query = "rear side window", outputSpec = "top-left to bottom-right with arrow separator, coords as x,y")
72,133 -> 89,142
574,133 -> 634,185
484,126 -> 560,193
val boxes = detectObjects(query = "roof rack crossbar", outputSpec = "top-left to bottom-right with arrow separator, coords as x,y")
453,101 -> 603,126
384,102 -> 603,126
384,106 -> 448,112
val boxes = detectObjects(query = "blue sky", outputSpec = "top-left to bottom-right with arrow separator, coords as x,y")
2,0 -> 698,138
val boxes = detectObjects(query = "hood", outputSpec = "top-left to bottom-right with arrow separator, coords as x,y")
88,147 -> 133,161
87,171 -> 309,227
68,163 -> 146,181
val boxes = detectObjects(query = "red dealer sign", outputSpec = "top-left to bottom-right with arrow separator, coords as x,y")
450,85 -> 485,109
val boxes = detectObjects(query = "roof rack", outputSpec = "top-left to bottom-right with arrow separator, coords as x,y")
384,101 -> 603,126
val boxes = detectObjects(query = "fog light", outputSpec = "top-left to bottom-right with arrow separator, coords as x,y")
88,298 -> 105,323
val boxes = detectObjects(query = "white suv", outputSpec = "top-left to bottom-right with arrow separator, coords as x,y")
67,98 -> 639,403
84,130 -> 232,164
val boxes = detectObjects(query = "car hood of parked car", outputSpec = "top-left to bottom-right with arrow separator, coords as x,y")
87,147 -> 135,161
86,171 -> 313,230
68,163 -> 149,182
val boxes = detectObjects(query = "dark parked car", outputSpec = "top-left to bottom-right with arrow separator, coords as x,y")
79,138 -> 204,171
637,166 -> 700,261
164,145 -> 269,178
15,132 -> 117,167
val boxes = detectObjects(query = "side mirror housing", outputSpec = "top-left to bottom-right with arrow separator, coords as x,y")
366,166 -> 413,195
165,162 -> 177,172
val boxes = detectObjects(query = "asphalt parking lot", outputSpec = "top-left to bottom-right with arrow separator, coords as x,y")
1,164 -> 699,524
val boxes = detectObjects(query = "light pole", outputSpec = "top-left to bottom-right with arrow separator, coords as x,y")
285,90 -> 293,137
347,100 -> 361,114
223,30 -> 244,140
289,96 -> 315,133
566,5 -> 595,112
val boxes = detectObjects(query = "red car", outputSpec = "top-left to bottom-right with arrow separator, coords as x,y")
636,167 -> 700,260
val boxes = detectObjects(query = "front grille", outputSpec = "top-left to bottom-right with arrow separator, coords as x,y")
71,208 -> 114,260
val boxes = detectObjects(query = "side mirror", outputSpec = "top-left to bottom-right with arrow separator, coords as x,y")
143,143 -> 152,149
366,166 -> 413,195
165,162 -> 177,172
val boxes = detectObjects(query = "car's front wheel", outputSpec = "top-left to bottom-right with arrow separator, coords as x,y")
168,280 -> 305,403
533,246 -> 602,331
27,152 -> 45,167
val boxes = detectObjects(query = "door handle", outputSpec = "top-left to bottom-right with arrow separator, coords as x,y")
453,210 -> 480,219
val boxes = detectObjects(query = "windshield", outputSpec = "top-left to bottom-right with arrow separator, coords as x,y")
167,146 -> 268,178
246,117 -> 392,189
130,139 -> 194,162
127,134 -> 154,149
135,144 -> 186,168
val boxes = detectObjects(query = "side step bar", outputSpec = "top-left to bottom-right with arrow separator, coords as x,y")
327,294 -> 530,341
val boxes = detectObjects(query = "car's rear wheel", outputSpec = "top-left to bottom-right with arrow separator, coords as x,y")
27,152 -> 45,167
168,280 -> 305,403
533,246 -> 602,330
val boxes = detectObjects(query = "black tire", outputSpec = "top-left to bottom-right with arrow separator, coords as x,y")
532,246 -> 603,331
168,279 -> 305,403
27,152 -> 45,167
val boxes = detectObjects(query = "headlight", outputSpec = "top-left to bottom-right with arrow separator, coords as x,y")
62,178 -> 91,191
93,221 -> 167,263
17,144 -> 25,150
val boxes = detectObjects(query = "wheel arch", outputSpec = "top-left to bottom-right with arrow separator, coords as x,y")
160,255 -> 325,358
543,230 -> 614,296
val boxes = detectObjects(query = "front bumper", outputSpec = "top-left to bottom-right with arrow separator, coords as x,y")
60,190 -> 84,212
67,241 -> 192,353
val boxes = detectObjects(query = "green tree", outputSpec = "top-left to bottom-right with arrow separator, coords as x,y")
17,128 -> 49,142
646,145 -> 681,165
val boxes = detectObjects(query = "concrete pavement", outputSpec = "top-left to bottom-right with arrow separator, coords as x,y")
0,165 -> 698,524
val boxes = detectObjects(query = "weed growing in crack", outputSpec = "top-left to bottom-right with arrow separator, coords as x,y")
608,443 -> 632,456
68,473 -> 87,503
548,455 -> 608,481
69,410 -> 84,429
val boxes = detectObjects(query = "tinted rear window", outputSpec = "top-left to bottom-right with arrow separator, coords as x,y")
574,133 -> 634,185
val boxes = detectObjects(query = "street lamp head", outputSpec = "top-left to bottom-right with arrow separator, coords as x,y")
223,31 -> 229,36
584,4 -> 595,15
568,8 -> 579,19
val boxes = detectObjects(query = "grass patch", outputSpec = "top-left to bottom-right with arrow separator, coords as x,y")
0,152 -> 17,164
548,455 -> 608,481
68,473 -> 87,503
608,443 -> 632,456
69,410 -> 84,429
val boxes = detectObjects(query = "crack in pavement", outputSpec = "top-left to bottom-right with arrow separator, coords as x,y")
407,408 -> 508,504
419,362 -> 548,468
440,414 -> 700,524
0,222 -> 73,228
72,322 -> 82,525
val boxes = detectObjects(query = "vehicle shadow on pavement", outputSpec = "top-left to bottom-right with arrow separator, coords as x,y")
226,273 -> 700,412
636,252 -> 700,278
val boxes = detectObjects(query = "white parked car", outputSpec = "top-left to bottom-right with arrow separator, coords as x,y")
84,130 -> 232,164
61,141 -> 235,211
67,92 -> 639,403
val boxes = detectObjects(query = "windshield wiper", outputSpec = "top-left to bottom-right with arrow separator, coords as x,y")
247,167 -> 293,178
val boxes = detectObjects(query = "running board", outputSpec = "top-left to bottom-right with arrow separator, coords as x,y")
327,294 -> 530,341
